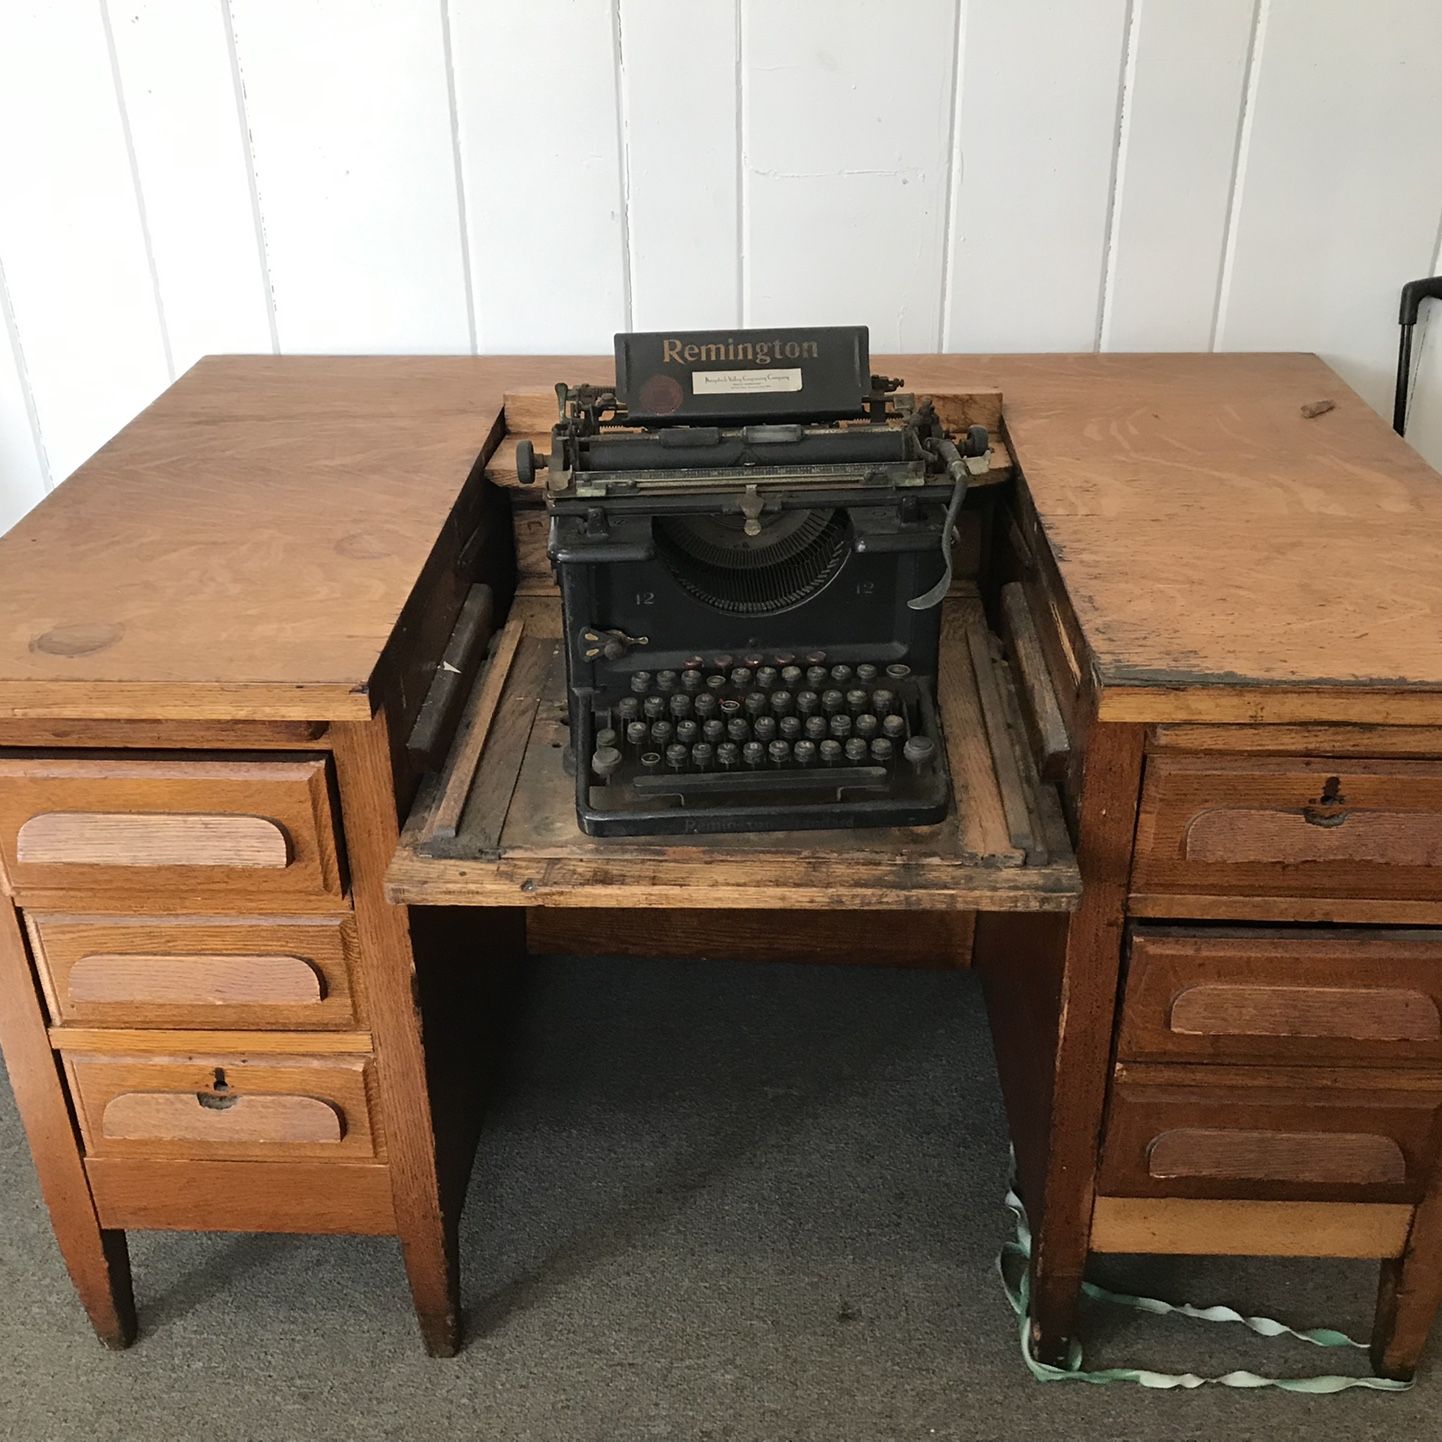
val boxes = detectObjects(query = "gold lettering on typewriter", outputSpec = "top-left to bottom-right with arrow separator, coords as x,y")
660,337 -> 820,367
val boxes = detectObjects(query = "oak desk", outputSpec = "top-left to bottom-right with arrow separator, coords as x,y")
2,354 -> 1442,1381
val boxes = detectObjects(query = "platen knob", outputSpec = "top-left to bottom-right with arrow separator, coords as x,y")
515,439 -> 539,485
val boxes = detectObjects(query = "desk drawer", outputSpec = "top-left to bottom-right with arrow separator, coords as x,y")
1100,1063 -> 1442,1203
26,913 -> 363,1030
0,756 -> 344,902
1132,755 -> 1442,906
64,1050 -> 380,1163
1119,926 -> 1442,1067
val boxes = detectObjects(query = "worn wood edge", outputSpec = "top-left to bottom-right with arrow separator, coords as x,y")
1090,1196 -> 1412,1258
50,1027 -> 374,1056
406,582 -> 496,768
999,581 -> 1070,776
1127,894 -> 1442,926
1147,723 -> 1442,755
86,1156 -> 398,1235
0,679 -> 374,723
1100,684 -> 1442,728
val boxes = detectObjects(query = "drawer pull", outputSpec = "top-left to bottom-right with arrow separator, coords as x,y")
1148,1128 -> 1406,1186
67,953 -> 325,1009
101,1092 -> 343,1145
1170,984 -> 1441,1043
16,812 -> 292,869
1184,808 -> 1442,867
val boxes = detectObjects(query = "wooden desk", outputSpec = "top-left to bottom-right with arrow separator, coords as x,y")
2,353 -> 1442,1379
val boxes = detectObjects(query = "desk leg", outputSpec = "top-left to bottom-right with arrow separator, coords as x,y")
0,901 -> 137,1348
1371,1182 -> 1442,1380
333,717 -> 461,1357
976,723 -> 1145,1369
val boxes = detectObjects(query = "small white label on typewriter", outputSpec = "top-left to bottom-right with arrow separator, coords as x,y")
692,367 -> 803,395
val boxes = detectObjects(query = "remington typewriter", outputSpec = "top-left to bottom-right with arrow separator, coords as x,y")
519,325 -> 990,837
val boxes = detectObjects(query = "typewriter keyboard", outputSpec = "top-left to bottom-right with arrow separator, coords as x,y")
574,652 -> 950,836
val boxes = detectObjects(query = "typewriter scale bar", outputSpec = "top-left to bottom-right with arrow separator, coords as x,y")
387,596 -> 1080,913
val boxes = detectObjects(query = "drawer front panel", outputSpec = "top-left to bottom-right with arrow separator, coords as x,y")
1133,755 -> 1442,905
0,756 -> 344,901
64,1051 -> 380,1162
1120,927 -> 1442,1066
1100,1064 -> 1442,1203
26,914 -> 363,1030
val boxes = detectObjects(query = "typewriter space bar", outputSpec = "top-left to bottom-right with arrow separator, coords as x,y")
633,765 -> 888,796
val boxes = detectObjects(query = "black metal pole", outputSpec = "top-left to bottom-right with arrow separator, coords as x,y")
1394,276 -> 1442,437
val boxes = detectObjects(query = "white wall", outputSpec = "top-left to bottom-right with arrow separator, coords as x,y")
3,0 -> 1441,536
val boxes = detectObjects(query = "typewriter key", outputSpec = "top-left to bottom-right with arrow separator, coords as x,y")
650,720 -> 673,745
730,667 -> 753,688
595,727 -> 618,749
656,670 -> 679,691
771,690 -> 794,715
727,717 -> 749,743
694,693 -> 718,719
717,742 -> 740,769
692,742 -> 714,770
643,695 -> 666,721
676,720 -> 699,745
626,722 -> 648,748
640,751 -> 662,773
795,689 -> 819,715
744,654 -> 764,669
703,718 -> 725,743
882,714 -> 907,740
780,665 -> 803,688
779,715 -> 802,740
744,691 -> 768,717
706,674 -> 726,691
821,689 -> 845,715
819,739 -> 843,766
753,716 -> 777,742
720,698 -> 741,716
904,735 -> 936,770
885,663 -> 911,680
871,737 -> 894,763
794,740 -> 818,767
681,669 -> 703,691
872,688 -> 897,715
591,745 -> 622,779
683,655 -> 704,671
743,741 -> 765,769
844,737 -> 868,764
804,715 -> 827,741
856,663 -> 879,683
828,713 -> 852,739
630,671 -> 652,694
774,652 -> 796,666
669,693 -> 693,718
855,714 -> 879,739
830,664 -> 853,685
805,650 -> 827,665
618,696 -> 641,722
768,739 -> 791,767
805,666 -> 828,690
666,743 -> 689,771
846,688 -> 869,715
711,653 -> 734,672
756,666 -> 779,690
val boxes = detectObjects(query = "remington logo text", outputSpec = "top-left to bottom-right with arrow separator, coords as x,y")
661,337 -> 819,367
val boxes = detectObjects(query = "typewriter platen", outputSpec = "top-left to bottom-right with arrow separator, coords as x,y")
525,326 -> 990,837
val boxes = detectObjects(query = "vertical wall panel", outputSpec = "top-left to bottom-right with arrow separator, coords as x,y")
742,0 -> 956,351
229,0 -> 469,353
0,3 -> 170,482
1100,0 -> 1256,351
621,0 -> 740,330
943,0 -> 1130,352
452,0 -> 627,352
1404,243 -> 1442,475
107,0 -> 274,371
0,313 -> 46,536
1216,0 -> 1442,415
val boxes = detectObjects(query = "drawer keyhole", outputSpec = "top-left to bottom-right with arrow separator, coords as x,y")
197,1067 -> 237,1111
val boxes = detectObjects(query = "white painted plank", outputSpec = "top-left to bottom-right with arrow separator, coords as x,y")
1216,0 -> 1442,418
106,0 -> 274,371
0,289 -> 47,536
943,0 -> 1131,352
451,0 -> 627,352
1101,0 -> 1256,351
228,0 -> 469,353
1404,247 -> 1442,474
0,3 -> 171,482
742,0 -> 956,352
620,0 -> 740,330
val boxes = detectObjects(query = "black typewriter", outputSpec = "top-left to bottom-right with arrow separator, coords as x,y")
520,325 -> 990,837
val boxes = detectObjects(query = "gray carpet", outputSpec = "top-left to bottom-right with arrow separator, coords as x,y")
0,954 -> 1430,1441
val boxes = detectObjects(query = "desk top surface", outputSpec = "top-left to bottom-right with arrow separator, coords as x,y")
0,351 -> 1438,724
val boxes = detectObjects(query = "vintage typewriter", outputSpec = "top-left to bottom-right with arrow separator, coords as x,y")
518,325 -> 990,837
